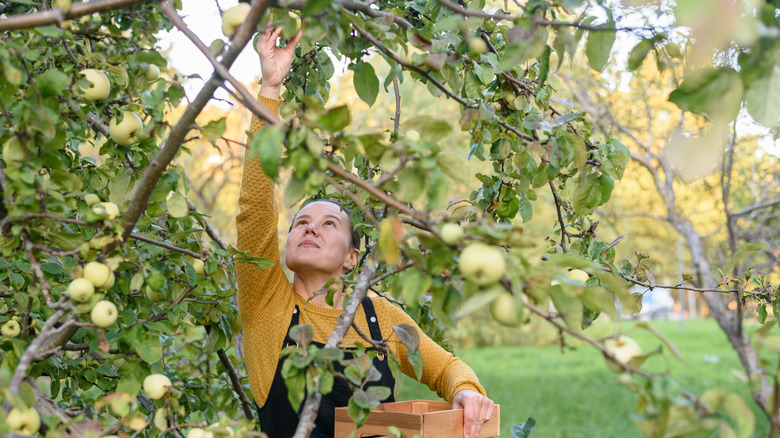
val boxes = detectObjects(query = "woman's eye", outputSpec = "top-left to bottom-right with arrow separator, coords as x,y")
324,221 -> 334,226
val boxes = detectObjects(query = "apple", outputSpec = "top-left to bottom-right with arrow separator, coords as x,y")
440,223 -> 464,245
503,90 -> 517,110
458,243 -> 506,286
101,272 -> 116,291
567,269 -> 590,284
221,3 -> 251,37
1,320 -> 21,337
191,259 -> 205,275
77,69 -> 111,101
188,428 -> 215,438
604,335 -> 642,371
146,285 -> 167,303
84,261 -> 112,289
92,201 -> 120,220
469,38 -> 488,55
143,373 -> 172,400
287,11 -> 302,33
490,291 -> 519,327
145,64 -> 160,81
7,407 -> 41,436
84,193 -> 101,206
68,278 -> 95,303
91,300 -> 118,328
109,111 -> 144,146
405,130 -> 421,142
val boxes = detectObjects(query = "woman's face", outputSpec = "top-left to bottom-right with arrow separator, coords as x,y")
285,201 -> 359,278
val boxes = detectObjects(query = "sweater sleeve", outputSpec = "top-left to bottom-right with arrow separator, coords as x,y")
377,300 -> 486,402
236,94 -> 288,322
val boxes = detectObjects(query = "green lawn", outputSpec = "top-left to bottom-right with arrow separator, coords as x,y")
397,319 -> 770,437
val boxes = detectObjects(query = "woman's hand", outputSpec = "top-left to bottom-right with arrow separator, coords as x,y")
256,25 -> 302,99
452,389 -> 495,438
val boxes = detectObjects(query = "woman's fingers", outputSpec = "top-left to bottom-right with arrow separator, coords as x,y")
283,30 -> 303,55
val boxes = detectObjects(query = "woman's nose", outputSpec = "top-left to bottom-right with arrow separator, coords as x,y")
304,222 -> 318,235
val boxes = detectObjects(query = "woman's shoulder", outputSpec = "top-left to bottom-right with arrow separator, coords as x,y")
368,294 -> 411,321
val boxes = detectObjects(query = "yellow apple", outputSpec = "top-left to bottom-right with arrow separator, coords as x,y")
604,335 -> 642,371
109,111 -> 144,146
459,243 -> 506,286
84,261 -> 112,289
503,90 -> 517,110
1,319 -> 21,337
77,69 -> 111,101
84,193 -> 101,206
440,223 -> 464,245
469,38 -> 488,54
92,201 -> 120,220
145,64 -> 160,81
91,300 -> 118,328
405,130 -> 421,142
68,278 -> 95,303
7,407 -> 41,436
221,3 -> 251,37
490,291 -> 520,327
143,373 -> 172,400
192,259 -> 205,275
188,428 -> 215,438
567,269 -> 590,284
287,11 -> 302,33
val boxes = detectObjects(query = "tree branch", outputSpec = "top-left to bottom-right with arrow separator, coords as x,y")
0,0 -> 151,31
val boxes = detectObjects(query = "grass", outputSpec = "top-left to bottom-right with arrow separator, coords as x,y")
396,319 -> 771,437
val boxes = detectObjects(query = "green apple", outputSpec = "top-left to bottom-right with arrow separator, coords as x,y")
287,11 -> 302,33
68,278 -> 95,303
458,243 -> 506,286
145,64 -> 160,81
192,259 -> 205,275
567,269 -> 589,284
490,291 -> 520,327
143,373 -> 172,400
221,3 -> 251,37
92,201 -> 120,220
2,137 -> 26,162
84,193 -> 101,206
77,69 -> 111,101
1,319 -> 21,337
440,223 -> 464,245
468,38 -> 488,54
109,111 -> 144,146
604,335 -> 642,371
91,300 -> 118,328
145,285 -> 167,303
84,261 -> 112,289
188,428 -> 215,438
100,272 -> 116,291
7,407 -> 41,436
405,130 -> 421,142
503,90 -> 517,110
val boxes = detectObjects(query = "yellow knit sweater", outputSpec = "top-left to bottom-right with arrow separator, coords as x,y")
237,94 -> 485,408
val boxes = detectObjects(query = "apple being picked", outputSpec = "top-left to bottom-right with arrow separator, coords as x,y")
221,3 -> 251,37
458,243 -> 506,286
76,69 -> 111,101
91,300 -> 118,328
2,319 -> 21,337
143,373 -> 172,400
7,407 -> 41,436
109,111 -> 144,146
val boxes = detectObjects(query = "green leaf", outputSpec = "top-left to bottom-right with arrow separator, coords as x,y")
392,324 -> 420,352
473,63 -> 494,85
36,68 -> 68,96
320,370 -> 334,395
436,151 -> 467,182
758,304 -> 768,324
108,172 -> 135,204
201,118 -> 227,142
303,0 -> 331,15
285,371 -> 306,411
351,61 -> 379,107
586,26 -> 616,71
167,193 -> 188,218
319,105 -> 351,131
395,167 -> 426,203
669,67 -> 743,121
352,388 -> 380,409
627,38 -> 655,71
289,324 -> 314,347
548,284 -> 583,331
511,418 -> 537,438
49,168 -> 83,192
404,116 -> 453,142
399,269 -> 431,308
572,173 -> 601,216
581,287 -> 618,319
745,66 -> 780,126
248,126 -> 284,181
407,348 -> 423,381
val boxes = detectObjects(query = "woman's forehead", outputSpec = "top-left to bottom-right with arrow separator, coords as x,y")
297,201 -> 348,220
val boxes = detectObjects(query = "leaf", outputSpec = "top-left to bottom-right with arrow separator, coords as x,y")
586,26 -> 616,71
201,118 -> 226,142
453,286 -> 502,318
319,105 -> 351,131
635,321 -> 683,361
745,66 -> 780,127
351,61 -> 379,107
320,370 -> 334,395
167,193 -> 188,218
758,304 -> 767,324
572,173 -> 601,216
399,269 -> 431,308
108,172 -> 135,204
352,388 -> 380,409
377,217 -> 401,266
392,324 -> 420,352
511,418 -> 536,438
436,152 -> 466,182
581,287 -> 618,319
395,167 -> 426,203
303,0 -> 331,15
403,116 -> 453,142
627,38 -> 655,71
669,67 -> 743,121
289,324 -> 314,348
248,126 -> 284,181
407,348 -> 423,381
285,371 -> 306,411
549,284 -> 583,332
36,68 -> 69,96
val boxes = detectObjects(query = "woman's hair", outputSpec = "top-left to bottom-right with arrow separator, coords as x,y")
289,198 -> 361,250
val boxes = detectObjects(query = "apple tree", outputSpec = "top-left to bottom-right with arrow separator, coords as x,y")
1,0 -> 778,437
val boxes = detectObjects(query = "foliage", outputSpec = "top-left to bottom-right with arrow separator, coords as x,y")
1,0 -> 780,437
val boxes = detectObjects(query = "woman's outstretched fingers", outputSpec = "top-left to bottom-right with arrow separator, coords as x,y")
452,389 -> 495,438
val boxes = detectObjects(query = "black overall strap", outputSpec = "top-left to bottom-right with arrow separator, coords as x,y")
360,296 -> 383,342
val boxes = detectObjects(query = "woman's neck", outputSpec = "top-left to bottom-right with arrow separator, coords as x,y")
292,275 -> 344,309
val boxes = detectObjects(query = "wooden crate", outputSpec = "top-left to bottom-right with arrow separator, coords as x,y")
334,400 -> 500,438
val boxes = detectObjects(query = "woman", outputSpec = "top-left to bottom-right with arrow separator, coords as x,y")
236,25 -> 495,438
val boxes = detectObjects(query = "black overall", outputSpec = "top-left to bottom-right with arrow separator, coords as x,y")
256,297 -> 395,438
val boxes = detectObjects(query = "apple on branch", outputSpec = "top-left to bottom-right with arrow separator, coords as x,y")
76,69 -> 111,101
145,64 -> 160,81
84,193 -> 101,206
1,319 -> 21,337
109,111 -> 144,146
221,3 -> 251,37
91,300 -> 118,328
68,278 -> 95,303
7,407 -> 41,436
440,223 -> 464,245
143,373 -> 173,400
84,261 -> 112,289
92,201 -> 120,221
458,242 -> 507,286
191,258 -> 205,275
604,335 -> 643,372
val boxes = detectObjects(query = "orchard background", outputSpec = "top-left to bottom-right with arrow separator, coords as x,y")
1,0 -> 780,437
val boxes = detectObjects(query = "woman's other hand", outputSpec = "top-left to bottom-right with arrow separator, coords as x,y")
257,25 -> 302,99
452,389 -> 495,438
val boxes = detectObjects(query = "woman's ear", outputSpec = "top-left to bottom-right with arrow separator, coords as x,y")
343,248 -> 360,273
